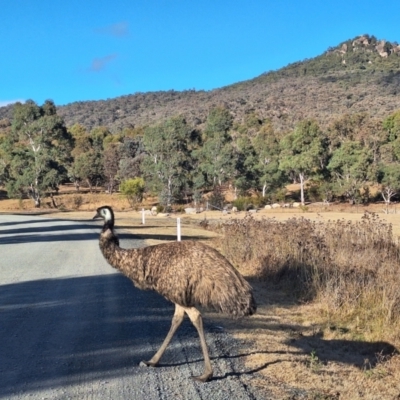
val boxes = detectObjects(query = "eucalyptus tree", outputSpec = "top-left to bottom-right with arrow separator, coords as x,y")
376,110 -> 400,206
279,119 -> 328,204
0,119 -> 12,185
118,136 -> 145,181
253,122 -> 286,198
142,116 -> 193,206
103,142 -> 121,194
194,107 -> 235,189
68,124 -> 90,189
233,135 -> 258,197
69,125 -> 110,192
378,164 -> 400,207
327,140 -> 374,204
5,100 -> 72,207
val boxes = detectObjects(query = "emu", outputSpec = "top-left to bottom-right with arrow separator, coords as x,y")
93,205 -> 256,382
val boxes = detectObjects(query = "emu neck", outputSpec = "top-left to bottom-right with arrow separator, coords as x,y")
99,227 -> 143,286
102,219 -> 114,232
99,224 -> 120,259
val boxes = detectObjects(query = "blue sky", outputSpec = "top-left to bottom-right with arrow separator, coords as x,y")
1,0 -> 399,107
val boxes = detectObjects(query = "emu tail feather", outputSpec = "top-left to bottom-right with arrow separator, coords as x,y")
214,275 -> 257,318
186,261 -> 257,318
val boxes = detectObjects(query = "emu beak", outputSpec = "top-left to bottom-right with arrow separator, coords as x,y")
93,210 -> 102,220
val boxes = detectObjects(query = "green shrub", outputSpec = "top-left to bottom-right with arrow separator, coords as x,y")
232,196 -> 253,211
253,195 -> 269,208
271,188 -> 287,203
120,178 -> 145,208
307,185 -> 322,202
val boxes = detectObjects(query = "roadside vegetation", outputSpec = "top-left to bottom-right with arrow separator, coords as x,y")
214,213 -> 400,346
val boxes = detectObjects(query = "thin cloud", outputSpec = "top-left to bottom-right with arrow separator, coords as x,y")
0,99 -> 24,107
95,21 -> 129,37
89,54 -> 118,72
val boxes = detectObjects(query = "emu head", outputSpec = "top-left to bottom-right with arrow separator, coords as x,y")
93,206 -> 115,228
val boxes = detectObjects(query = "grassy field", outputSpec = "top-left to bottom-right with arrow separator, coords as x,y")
2,191 -> 400,399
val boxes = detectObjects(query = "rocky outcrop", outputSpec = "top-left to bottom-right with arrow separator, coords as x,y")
375,40 -> 389,58
352,36 -> 370,47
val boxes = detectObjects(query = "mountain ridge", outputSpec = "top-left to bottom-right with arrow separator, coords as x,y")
1,34 -> 400,132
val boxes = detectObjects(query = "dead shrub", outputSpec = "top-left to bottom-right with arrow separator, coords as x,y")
215,212 -> 400,343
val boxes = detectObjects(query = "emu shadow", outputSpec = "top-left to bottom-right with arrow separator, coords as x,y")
285,334 -> 398,369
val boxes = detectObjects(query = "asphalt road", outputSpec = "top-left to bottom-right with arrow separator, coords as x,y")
0,213 -> 264,399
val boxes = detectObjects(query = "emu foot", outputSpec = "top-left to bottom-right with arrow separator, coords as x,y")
191,372 -> 213,383
139,360 -> 158,368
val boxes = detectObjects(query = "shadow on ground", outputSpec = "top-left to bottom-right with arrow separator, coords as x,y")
285,334 -> 398,369
0,274 -> 212,396
0,218 -> 212,245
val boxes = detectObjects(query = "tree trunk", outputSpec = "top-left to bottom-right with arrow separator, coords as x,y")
262,184 -> 267,198
167,177 -> 172,206
299,173 -> 305,205
50,193 -> 58,208
29,184 -> 41,208
87,179 -> 93,193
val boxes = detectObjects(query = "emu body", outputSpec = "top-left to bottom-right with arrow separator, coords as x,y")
94,206 -> 256,382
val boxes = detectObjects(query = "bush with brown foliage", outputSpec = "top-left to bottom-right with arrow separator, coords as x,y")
215,212 -> 400,343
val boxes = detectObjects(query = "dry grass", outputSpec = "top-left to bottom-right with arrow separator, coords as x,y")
2,192 -> 400,398
207,212 -> 400,399
215,213 -> 400,343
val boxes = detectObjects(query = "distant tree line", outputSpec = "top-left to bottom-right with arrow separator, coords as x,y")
1,99 -> 400,208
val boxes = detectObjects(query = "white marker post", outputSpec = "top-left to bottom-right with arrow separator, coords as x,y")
177,217 -> 181,241
141,208 -> 145,225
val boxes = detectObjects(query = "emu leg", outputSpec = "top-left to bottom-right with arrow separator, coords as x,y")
140,303 -> 185,367
185,307 -> 213,382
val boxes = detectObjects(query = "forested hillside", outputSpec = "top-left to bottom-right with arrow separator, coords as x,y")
1,34 -> 400,133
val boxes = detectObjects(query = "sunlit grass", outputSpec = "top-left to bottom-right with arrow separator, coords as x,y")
214,213 -> 400,345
